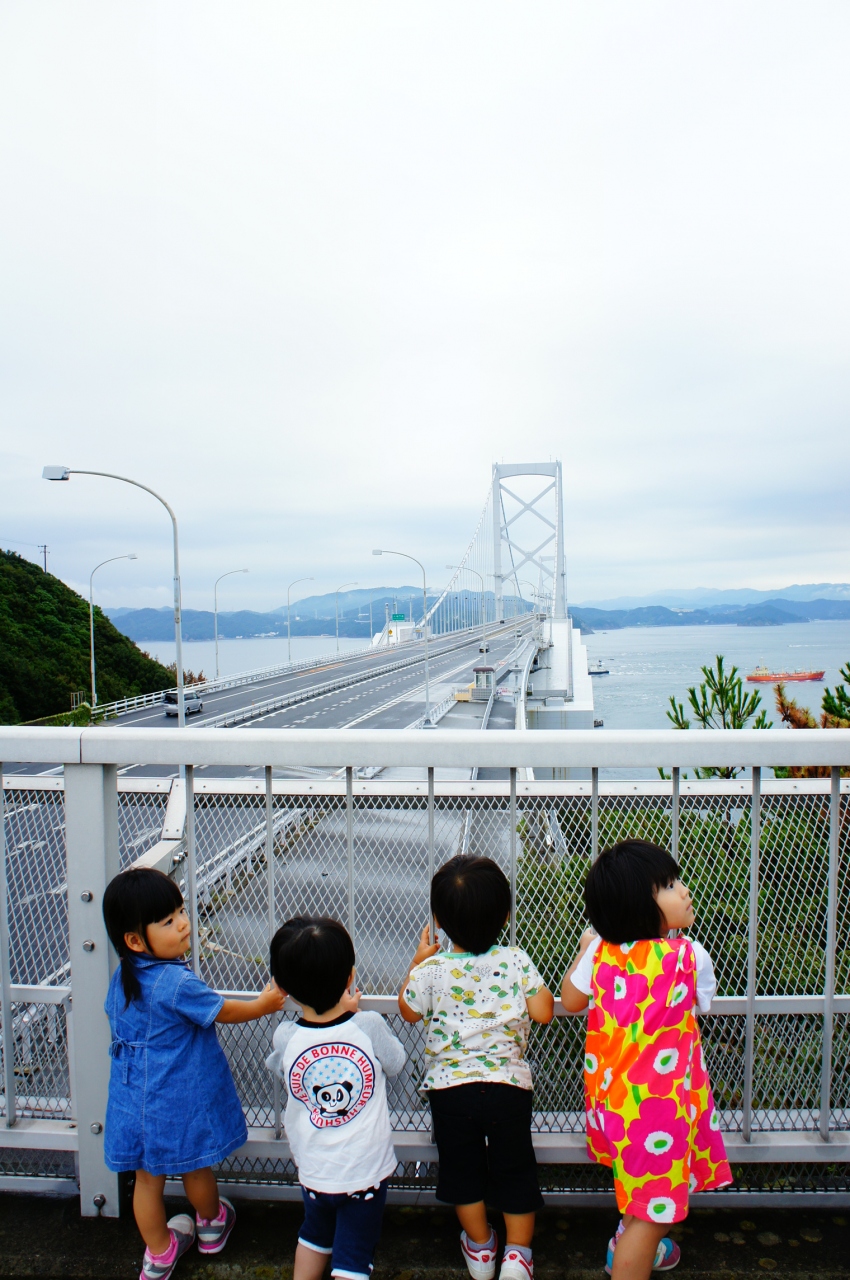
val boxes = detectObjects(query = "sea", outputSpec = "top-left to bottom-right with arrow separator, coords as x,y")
138,621 -> 850,730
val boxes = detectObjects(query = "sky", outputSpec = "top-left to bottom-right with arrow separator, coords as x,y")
1,3 -> 848,613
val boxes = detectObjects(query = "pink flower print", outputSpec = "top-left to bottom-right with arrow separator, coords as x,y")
629,1029 -> 688,1097
695,1103 -> 728,1164
690,1040 -> 708,1090
595,963 -> 650,1025
630,1175 -> 689,1224
646,951 -> 695,1034
621,1097 -> 689,1179
585,1105 -> 611,1163
597,1106 -> 625,1147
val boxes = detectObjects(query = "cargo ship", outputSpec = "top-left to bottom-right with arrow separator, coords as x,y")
746,665 -> 825,683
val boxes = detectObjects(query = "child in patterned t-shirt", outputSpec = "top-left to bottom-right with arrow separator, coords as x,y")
399,855 -> 554,1280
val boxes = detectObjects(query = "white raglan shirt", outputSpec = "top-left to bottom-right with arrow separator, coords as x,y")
266,1010 -> 405,1195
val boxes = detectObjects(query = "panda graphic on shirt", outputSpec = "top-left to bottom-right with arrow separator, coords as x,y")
288,1042 -> 375,1129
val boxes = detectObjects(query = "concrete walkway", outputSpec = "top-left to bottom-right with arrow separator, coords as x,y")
0,1195 -> 847,1278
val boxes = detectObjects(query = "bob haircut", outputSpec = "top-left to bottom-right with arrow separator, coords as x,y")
102,868 -> 184,1005
270,917 -> 355,1015
430,854 -> 511,955
584,839 -> 681,944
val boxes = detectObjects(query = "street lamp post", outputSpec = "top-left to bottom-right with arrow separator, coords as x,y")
214,569 -> 249,679
373,549 -> 430,722
43,467 -> 187,727
89,554 -> 137,708
447,564 -> 487,652
287,577 -> 314,663
335,582 -> 358,653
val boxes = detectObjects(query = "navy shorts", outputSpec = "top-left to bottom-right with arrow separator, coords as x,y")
429,1083 -> 543,1214
299,1178 -> 389,1280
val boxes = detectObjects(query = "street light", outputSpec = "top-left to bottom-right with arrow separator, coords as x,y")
43,466 -> 187,727
335,581 -> 358,653
447,564 -> 487,652
214,569 -> 249,679
287,576 -> 314,663
89,554 -> 137,708
517,579 -> 538,615
373,549 -> 430,721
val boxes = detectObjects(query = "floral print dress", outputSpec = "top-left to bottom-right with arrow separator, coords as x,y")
584,937 -> 732,1224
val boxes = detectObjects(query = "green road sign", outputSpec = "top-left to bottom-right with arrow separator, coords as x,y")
391,613 -> 405,621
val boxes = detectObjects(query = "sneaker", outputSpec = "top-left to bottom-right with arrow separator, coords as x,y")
140,1215 -> 195,1280
196,1196 -> 236,1255
500,1248 -> 534,1280
605,1233 -> 680,1274
460,1228 -> 497,1280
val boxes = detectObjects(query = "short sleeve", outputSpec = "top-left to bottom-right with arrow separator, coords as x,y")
689,939 -> 717,1013
170,969 -> 224,1028
569,936 -> 602,997
517,949 -> 545,998
401,959 -> 435,1018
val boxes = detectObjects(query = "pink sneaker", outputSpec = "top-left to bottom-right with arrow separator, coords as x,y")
196,1197 -> 236,1255
140,1215 -> 195,1280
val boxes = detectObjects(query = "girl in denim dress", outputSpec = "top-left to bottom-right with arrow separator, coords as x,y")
103,868 -> 284,1280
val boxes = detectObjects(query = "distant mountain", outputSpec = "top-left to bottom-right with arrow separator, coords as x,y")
106,596 -> 432,642
577,583 -> 850,610
570,598 -> 850,633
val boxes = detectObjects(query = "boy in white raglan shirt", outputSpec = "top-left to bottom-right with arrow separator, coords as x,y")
266,918 -> 406,1280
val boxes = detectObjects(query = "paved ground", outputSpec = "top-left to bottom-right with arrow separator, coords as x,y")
0,1195 -> 847,1278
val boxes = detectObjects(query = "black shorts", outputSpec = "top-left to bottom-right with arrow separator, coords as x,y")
428,1083 -> 543,1215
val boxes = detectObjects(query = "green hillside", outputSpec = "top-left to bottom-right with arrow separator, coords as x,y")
0,550 -> 173,724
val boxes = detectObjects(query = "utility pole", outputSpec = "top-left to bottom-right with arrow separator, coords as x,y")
38,544 -> 48,572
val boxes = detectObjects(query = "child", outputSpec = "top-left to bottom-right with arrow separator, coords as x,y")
398,854 -> 554,1280
102,868 -> 285,1280
561,839 -> 732,1279
266,917 -> 406,1280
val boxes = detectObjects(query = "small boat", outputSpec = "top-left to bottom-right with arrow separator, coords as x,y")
589,660 -> 609,675
746,665 -> 825,683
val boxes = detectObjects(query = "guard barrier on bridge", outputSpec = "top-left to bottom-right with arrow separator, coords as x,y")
1,727 -> 849,1213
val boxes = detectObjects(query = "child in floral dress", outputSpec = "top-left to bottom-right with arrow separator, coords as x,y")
561,840 -> 731,1279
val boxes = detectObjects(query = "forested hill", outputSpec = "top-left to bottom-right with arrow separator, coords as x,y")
0,551 -> 173,723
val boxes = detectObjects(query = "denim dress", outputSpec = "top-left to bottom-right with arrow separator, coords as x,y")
104,955 -> 248,1175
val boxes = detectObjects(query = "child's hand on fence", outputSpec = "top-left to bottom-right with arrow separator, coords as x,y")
409,922 -> 440,972
257,981 -> 287,1015
340,985 -> 362,1015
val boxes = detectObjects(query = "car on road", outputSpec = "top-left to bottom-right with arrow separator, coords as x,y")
163,689 -> 204,716
479,642 -> 490,653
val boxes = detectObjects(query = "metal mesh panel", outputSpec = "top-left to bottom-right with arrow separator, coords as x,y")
0,1148 -> 77,1179
118,790 -> 169,867
3,786 -> 68,986
2,999 -> 71,1120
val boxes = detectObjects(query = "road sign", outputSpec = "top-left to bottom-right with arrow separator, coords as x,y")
391,613 -> 405,620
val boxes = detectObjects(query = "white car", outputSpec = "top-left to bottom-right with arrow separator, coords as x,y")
163,690 -> 204,716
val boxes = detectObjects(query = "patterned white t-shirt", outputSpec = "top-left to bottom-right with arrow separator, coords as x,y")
402,945 -> 544,1092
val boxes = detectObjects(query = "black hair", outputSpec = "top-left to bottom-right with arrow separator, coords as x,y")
430,854 -> 511,955
270,917 -> 355,1015
584,839 -> 681,944
102,868 -> 185,1006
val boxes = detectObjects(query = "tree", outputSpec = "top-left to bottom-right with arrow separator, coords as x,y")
773,665 -> 850,778
666,654 -> 772,779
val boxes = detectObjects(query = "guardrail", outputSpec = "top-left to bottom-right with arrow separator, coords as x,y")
2,728 -> 850,1213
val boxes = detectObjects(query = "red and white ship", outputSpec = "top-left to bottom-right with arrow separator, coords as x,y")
746,665 -> 825,683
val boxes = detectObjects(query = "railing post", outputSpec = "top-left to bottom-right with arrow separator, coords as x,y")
266,766 -> 275,939
185,765 -> 200,976
0,765 -> 17,1128
346,768 -> 355,941
820,766 -> 840,1141
64,763 -> 121,1217
743,765 -> 760,1143
671,766 -> 680,862
591,767 -> 599,862
427,767 -> 435,945
510,767 -> 517,945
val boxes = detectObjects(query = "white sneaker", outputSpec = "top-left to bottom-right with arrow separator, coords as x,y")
460,1229 -> 497,1280
499,1248 -> 534,1280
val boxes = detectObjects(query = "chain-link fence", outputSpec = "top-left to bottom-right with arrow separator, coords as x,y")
2,773 -> 849,1199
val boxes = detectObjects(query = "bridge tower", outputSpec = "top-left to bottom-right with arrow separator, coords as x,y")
491,461 -> 567,620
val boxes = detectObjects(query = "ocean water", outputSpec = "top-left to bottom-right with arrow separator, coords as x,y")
584,619 -> 850,731
139,635 -> 367,680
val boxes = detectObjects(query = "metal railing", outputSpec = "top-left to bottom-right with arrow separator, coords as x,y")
1,726 -> 850,1213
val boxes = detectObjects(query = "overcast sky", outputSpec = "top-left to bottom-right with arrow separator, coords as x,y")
1,3 -> 848,612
